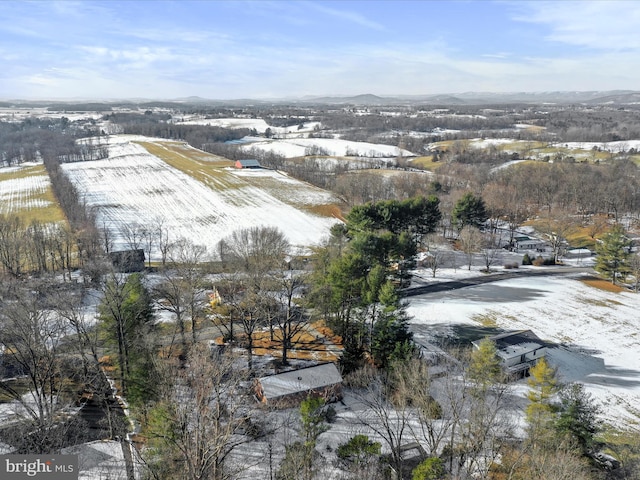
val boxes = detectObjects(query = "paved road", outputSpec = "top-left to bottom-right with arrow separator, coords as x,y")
401,266 -> 595,298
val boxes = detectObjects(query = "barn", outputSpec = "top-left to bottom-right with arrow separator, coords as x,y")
254,363 -> 343,407
234,159 -> 262,169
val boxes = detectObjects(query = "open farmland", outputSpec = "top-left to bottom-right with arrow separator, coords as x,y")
242,137 -> 415,160
175,116 -> 321,136
426,137 -> 640,165
0,162 -> 65,223
62,135 -> 343,260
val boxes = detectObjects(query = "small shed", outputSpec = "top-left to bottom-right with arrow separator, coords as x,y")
235,159 -> 262,169
564,248 -> 592,259
474,329 -> 548,377
109,249 -> 145,273
254,363 -> 343,407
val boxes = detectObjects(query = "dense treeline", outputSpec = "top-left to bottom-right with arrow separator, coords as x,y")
0,119 -> 106,278
0,118 -> 106,166
318,104 -> 640,143
110,112 -> 252,146
489,160 -> 640,219
0,216 -> 76,278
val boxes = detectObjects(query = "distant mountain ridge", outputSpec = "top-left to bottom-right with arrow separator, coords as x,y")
3,90 -> 640,107
295,90 -> 640,106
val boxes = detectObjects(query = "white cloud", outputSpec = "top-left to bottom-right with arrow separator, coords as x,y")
25,73 -> 60,87
514,1 -> 640,50
306,1 -> 387,31
3,0 -> 640,99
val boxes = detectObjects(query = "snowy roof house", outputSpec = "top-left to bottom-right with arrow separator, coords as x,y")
254,363 -> 343,407
474,329 -> 549,377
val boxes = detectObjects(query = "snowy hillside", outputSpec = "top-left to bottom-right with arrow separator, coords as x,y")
407,269 -> 640,428
63,136 -> 342,260
242,137 -> 415,159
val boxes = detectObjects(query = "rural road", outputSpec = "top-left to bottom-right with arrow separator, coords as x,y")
401,266 -> 595,298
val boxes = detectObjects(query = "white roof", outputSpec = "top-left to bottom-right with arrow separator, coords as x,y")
496,342 -> 545,360
258,363 -> 342,400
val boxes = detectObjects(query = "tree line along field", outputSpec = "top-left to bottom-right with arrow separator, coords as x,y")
1,102 -> 640,479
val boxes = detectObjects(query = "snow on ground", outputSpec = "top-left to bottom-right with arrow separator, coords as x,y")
62,136 -> 340,259
406,266 -> 640,428
554,140 -> 640,153
174,116 -> 321,135
0,108 -> 103,123
62,440 -> 141,480
490,159 -> 527,173
468,138 -> 517,148
0,163 -> 52,214
242,137 -> 415,159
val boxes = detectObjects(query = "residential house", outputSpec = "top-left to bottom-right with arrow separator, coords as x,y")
514,236 -> 548,252
473,329 -> 548,377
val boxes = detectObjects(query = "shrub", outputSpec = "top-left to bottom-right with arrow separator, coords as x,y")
532,256 -> 545,266
504,262 -> 519,269
412,457 -> 445,480
522,253 -> 532,265
323,404 -> 337,423
337,434 -> 381,460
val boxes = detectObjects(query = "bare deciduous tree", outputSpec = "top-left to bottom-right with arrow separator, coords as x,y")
0,280 -> 90,453
271,264 -> 308,366
350,365 -> 413,477
144,344 -> 259,480
459,225 -> 483,270
422,233 -> 447,278
536,211 -> 578,263
120,222 -> 145,252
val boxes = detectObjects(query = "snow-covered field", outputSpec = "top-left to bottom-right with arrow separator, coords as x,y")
0,162 -> 53,214
554,140 -> 640,153
467,138 -> 521,149
174,116 -> 321,136
0,107 -> 104,123
406,266 -> 640,428
62,136 -> 341,259
242,137 -> 415,159
426,137 -> 529,154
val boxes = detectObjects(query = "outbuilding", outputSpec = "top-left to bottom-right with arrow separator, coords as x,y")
108,249 -> 145,272
254,363 -> 343,407
234,159 -> 262,169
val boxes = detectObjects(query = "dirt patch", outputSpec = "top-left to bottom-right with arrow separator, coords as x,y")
215,320 -> 343,362
304,204 -> 345,220
580,276 -> 626,293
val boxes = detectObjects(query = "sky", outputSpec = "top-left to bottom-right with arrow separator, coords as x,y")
1,0 -> 639,100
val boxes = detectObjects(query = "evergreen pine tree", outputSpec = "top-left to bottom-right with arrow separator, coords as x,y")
371,281 -> 415,369
595,224 -> 631,284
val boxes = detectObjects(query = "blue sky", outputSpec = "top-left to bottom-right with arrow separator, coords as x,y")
1,0 -> 639,100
